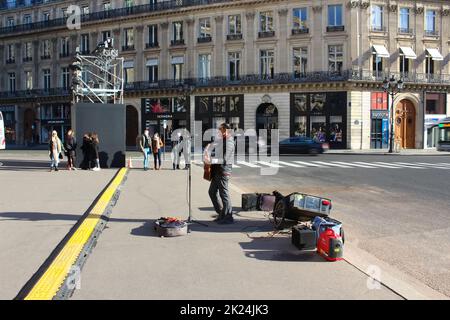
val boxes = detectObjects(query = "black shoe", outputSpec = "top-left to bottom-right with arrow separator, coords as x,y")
55,168 -> 59,172
213,214 -> 225,222
217,214 -> 234,225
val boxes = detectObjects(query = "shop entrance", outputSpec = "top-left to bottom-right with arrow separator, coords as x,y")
146,118 -> 187,151
395,99 -> 416,149
256,103 -> 278,139
126,105 -> 139,147
24,108 -> 35,145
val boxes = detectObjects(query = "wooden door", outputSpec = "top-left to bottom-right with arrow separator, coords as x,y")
395,100 -> 416,149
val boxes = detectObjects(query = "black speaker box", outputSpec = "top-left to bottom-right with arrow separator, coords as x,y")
292,225 -> 317,250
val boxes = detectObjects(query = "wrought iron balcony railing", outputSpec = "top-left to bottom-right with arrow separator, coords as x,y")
258,31 -> 275,38
425,30 -> 439,37
198,36 -> 212,43
122,45 -> 135,51
22,57 -> 32,62
327,25 -> 345,32
398,27 -> 414,35
227,34 -> 243,41
6,58 -> 15,64
350,69 -> 450,84
0,88 -> 70,100
145,42 -> 159,49
292,28 -> 309,35
41,55 -> 51,60
171,39 -> 185,46
0,0 -> 233,35
370,26 -> 386,32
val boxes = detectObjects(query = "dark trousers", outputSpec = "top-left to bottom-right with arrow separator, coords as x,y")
209,172 -> 232,217
153,150 -> 162,168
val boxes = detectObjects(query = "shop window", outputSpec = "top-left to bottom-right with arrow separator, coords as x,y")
293,116 -> 307,137
311,94 -> 326,113
213,97 -> 226,113
293,94 -> 307,113
426,93 -> 446,115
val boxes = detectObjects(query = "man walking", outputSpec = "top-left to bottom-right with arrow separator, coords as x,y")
138,129 -> 152,171
208,123 -> 235,224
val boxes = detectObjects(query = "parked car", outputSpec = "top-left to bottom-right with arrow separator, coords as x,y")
279,136 -> 328,154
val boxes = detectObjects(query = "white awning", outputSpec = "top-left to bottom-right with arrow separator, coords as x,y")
146,59 -> 158,67
171,56 -> 184,64
372,45 -> 390,58
123,60 -> 134,68
399,47 -> 417,59
426,48 -> 444,61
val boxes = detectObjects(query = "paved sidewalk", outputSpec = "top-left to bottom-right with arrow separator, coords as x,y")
0,165 -> 116,299
71,166 -> 401,300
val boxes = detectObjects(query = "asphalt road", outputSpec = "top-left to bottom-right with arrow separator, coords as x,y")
228,154 -> 450,297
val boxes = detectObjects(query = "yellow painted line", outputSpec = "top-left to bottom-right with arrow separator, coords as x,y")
24,168 -> 128,300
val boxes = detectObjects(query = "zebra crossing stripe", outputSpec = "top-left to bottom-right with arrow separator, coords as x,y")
274,161 -> 306,168
333,161 -> 374,169
312,161 -> 353,168
293,161 -> 326,167
257,161 -> 284,168
415,162 -> 450,169
391,162 -> 427,169
373,161 -> 422,169
237,161 -> 261,168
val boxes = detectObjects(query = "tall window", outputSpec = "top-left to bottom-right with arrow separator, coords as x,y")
198,54 -> 211,80
228,15 -> 241,34
172,22 -> 183,42
259,11 -> 274,32
102,30 -> 111,42
23,14 -> 32,24
399,8 -> 410,32
7,17 -> 15,27
42,12 -> 50,21
293,47 -> 308,77
7,44 -> 15,62
82,6 -> 90,14
426,56 -> 435,75
328,5 -> 343,26
43,69 -> 51,90
148,25 -> 158,46
24,42 -> 32,60
293,8 -> 308,30
147,60 -> 158,83
172,59 -> 183,82
125,0 -> 133,8
425,10 -> 437,34
124,64 -> 134,84
42,39 -> 50,58
61,67 -> 70,89
124,28 -> 134,48
8,73 -> 16,92
25,71 -> 33,90
80,34 -> 89,54
372,54 -> 383,76
199,18 -> 211,39
328,45 -> 343,73
61,37 -> 70,56
228,52 -> 241,81
260,49 -> 275,79
103,2 -> 112,10
371,5 -> 383,30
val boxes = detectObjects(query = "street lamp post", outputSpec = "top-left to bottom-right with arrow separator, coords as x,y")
383,76 -> 404,153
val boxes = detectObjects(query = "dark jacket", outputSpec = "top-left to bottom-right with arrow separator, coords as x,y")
211,136 -> 235,176
64,136 -> 77,156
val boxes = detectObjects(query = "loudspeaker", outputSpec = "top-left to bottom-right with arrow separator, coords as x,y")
292,225 -> 317,250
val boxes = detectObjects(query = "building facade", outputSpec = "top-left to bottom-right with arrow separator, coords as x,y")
1,0 -> 450,149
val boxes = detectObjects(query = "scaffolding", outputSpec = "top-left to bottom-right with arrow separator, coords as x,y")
70,38 -> 124,104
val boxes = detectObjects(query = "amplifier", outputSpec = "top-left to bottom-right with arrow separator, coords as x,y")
242,193 -> 259,211
292,225 -> 317,250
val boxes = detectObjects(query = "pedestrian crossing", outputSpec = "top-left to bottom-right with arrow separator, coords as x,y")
194,160 -> 450,170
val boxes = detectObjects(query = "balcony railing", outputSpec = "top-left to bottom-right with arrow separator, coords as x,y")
145,42 -> 159,49
258,31 -> 275,38
198,36 -> 212,43
41,55 -> 51,60
6,58 -> 15,64
398,27 -> 414,35
0,0 -> 234,35
292,28 -> 309,35
122,45 -> 135,51
0,88 -> 70,100
350,69 -> 450,84
370,26 -> 386,32
23,57 -> 32,62
227,34 -> 243,41
327,25 -> 345,32
171,39 -> 185,46
425,30 -> 439,37
60,52 -> 70,58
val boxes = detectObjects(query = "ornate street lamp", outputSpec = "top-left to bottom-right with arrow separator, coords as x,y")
383,76 -> 404,153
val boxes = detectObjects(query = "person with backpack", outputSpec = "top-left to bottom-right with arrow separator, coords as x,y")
152,132 -> 164,170
138,129 -> 152,171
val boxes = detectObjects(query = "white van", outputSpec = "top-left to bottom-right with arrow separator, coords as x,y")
0,111 -> 5,150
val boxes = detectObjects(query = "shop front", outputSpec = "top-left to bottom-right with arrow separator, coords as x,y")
39,103 -> 72,144
141,96 -> 190,148
370,92 -> 389,149
195,94 -> 244,138
0,105 -> 16,145
424,92 -> 447,149
290,92 -> 347,149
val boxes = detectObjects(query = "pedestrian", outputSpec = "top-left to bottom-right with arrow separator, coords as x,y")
80,133 -> 91,170
171,132 -> 181,170
152,132 -> 164,170
138,129 -> 152,171
206,123 -> 235,224
91,132 -> 101,171
64,129 -> 77,171
181,130 -> 191,170
48,130 -> 63,172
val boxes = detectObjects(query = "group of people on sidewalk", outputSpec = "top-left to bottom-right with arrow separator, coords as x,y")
137,130 -> 164,171
48,130 -> 101,172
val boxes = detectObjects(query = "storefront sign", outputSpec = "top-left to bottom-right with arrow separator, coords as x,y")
440,123 -> 450,128
371,110 -> 389,119
371,92 -> 388,110
156,114 -> 173,119
46,120 -> 66,124
0,106 -> 15,112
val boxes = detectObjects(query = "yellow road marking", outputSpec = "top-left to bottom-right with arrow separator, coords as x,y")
25,168 -> 128,300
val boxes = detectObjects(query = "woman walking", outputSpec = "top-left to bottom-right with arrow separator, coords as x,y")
48,130 -> 63,172
64,129 -> 77,171
91,132 -> 101,171
152,132 -> 164,170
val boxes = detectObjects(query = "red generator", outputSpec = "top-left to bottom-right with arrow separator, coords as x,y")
317,228 -> 344,262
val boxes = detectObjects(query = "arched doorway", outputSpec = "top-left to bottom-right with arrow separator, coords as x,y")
23,108 -> 35,145
126,105 -> 139,147
395,99 -> 416,149
256,103 -> 278,146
